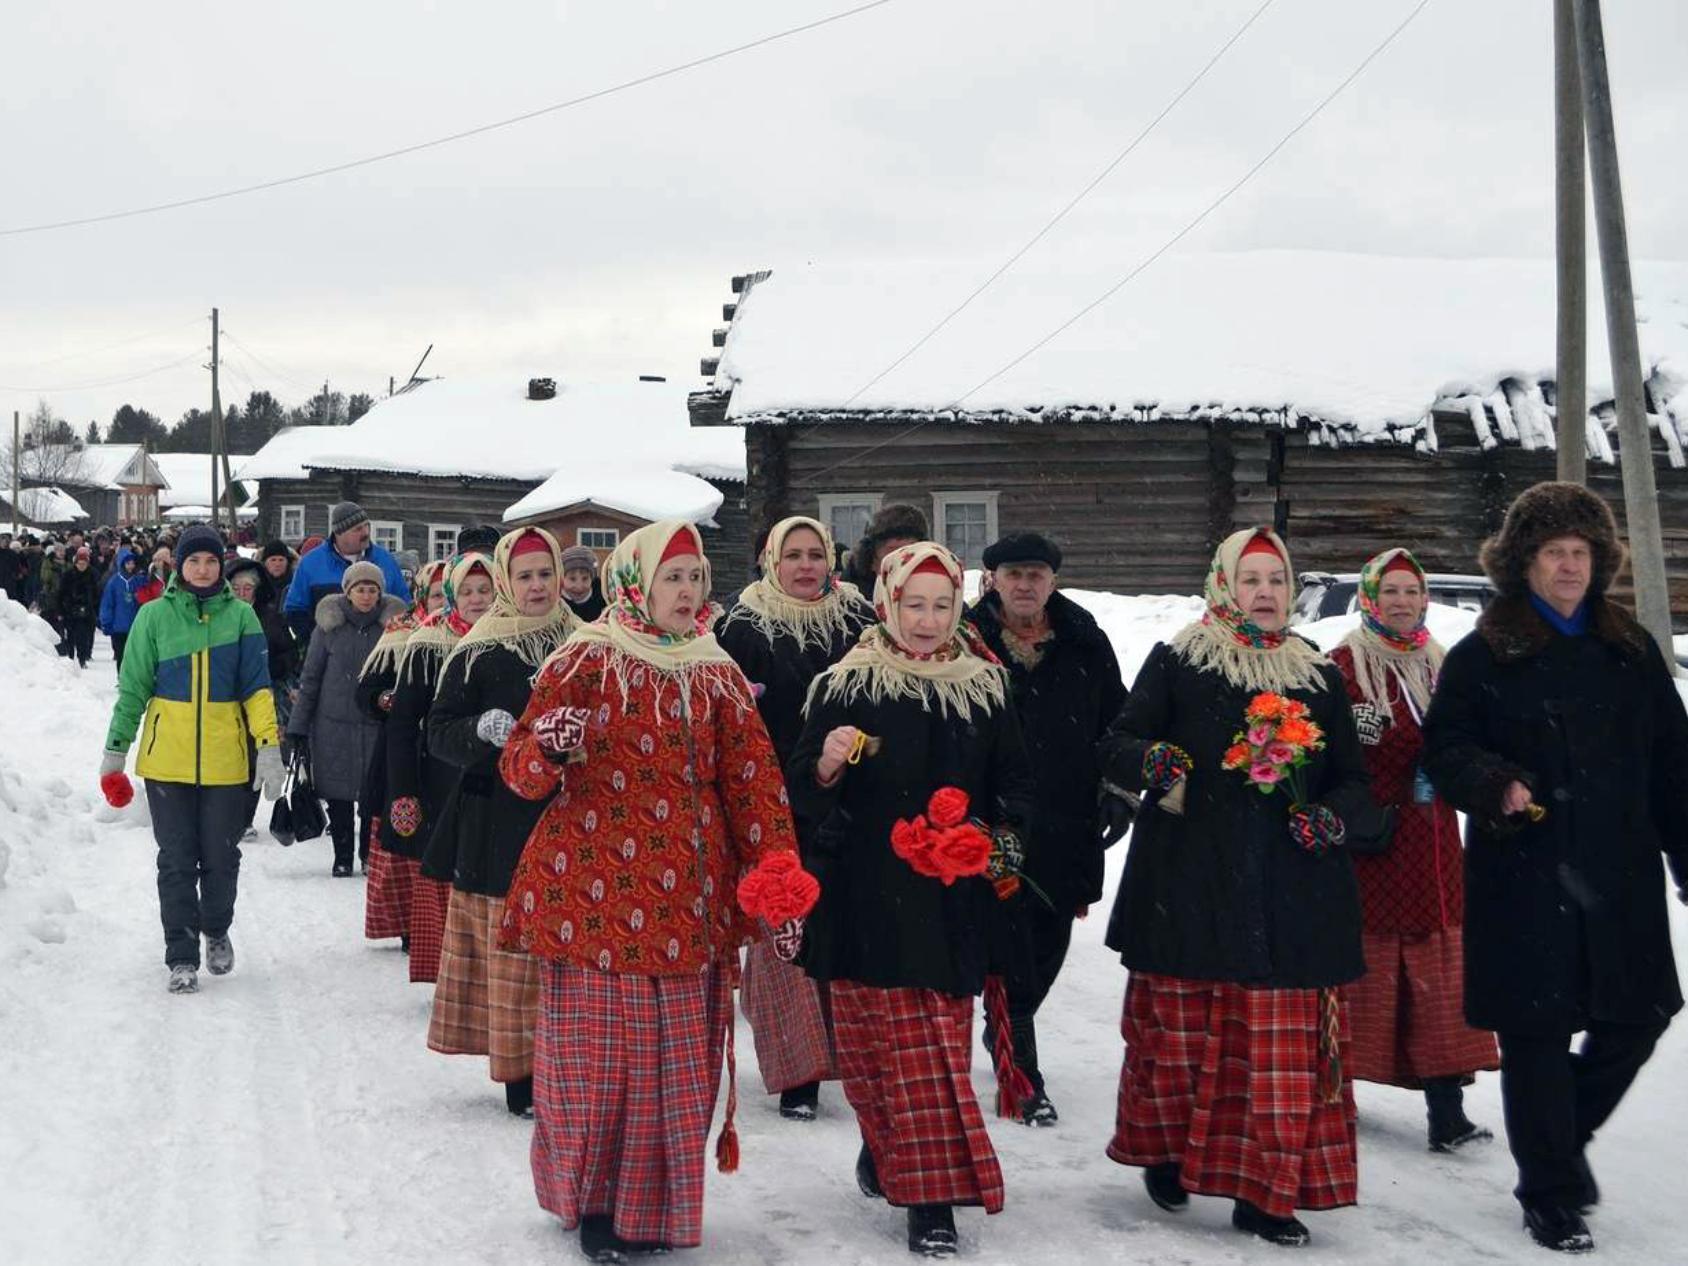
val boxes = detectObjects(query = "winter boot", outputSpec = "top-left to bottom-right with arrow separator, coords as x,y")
1522,1201 -> 1595,1253
1021,1089 -> 1059,1127
167,964 -> 199,994
579,1214 -> 630,1264
855,1142 -> 884,1199
1144,1162 -> 1189,1213
505,1076 -> 534,1118
241,826 -> 259,843
1572,1153 -> 1600,1214
780,1081 -> 820,1121
205,934 -> 235,976
1232,1200 -> 1310,1247
331,860 -> 355,878
907,1205 -> 957,1258
1425,1077 -> 1493,1152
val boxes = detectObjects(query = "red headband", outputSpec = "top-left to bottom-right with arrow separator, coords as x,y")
659,528 -> 699,565
508,530 -> 551,560
1381,554 -> 1420,578
910,556 -> 954,581
1239,533 -> 1282,561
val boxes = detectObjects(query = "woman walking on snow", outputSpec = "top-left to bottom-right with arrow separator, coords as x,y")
1099,528 -> 1373,1247
716,515 -> 875,1123
1328,548 -> 1498,1150
499,520 -> 810,1262
98,523 -> 287,994
788,541 -> 1033,1259
423,529 -> 577,1117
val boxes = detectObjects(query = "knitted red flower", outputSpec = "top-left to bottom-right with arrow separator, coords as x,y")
100,770 -> 133,809
929,822 -> 992,885
890,814 -> 943,878
927,786 -> 970,829
736,850 -> 820,926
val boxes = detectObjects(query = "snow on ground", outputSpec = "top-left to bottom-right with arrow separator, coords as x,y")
3,589 -> 1687,1265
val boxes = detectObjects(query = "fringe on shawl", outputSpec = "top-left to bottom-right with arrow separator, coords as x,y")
441,619 -> 575,688
805,638 -> 1009,723
724,580 -> 868,654
542,639 -> 757,726
359,623 -> 415,683
396,622 -> 463,687
1337,626 -> 1444,714
1169,619 -> 1331,696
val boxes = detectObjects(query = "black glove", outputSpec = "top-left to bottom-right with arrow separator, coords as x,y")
1098,788 -> 1137,848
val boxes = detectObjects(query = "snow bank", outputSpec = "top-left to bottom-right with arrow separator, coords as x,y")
503,464 -> 724,526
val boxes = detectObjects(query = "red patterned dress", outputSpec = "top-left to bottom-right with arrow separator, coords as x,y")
1329,645 -> 1499,1087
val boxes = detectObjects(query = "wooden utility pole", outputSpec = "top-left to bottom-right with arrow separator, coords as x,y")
209,307 -> 224,532
10,410 -> 19,536
1573,0 -> 1674,656
1554,0 -> 1587,483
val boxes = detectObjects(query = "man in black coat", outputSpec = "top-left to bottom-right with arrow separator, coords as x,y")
1423,481 -> 1688,1255
969,531 -> 1131,1125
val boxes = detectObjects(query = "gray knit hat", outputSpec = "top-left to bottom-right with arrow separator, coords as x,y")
559,544 -> 598,573
329,501 -> 369,539
341,560 -> 385,595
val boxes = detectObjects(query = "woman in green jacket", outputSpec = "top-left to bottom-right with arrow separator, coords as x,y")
99,524 -> 287,994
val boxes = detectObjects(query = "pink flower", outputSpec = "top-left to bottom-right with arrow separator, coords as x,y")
1248,761 -> 1285,785
1264,741 -> 1297,766
1246,722 -> 1274,746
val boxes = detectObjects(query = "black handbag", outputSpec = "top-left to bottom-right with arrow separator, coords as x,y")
268,769 -> 297,847
289,756 -> 327,843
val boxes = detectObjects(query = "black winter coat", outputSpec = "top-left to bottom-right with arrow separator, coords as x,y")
422,644 -> 546,897
1422,595 -> 1688,1035
256,604 -> 297,687
354,661 -> 398,841
381,646 -> 454,860
971,591 -> 1128,909
1099,642 -> 1372,989
57,566 -> 100,623
787,686 -> 1035,998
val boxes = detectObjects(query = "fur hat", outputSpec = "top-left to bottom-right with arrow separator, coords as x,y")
456,523 -> 502,554
329,501 -> 369,539
1478,481 -> 1626,598
341,560 -> 385,594
260,540 -> 291,563
860,503 -> 929,551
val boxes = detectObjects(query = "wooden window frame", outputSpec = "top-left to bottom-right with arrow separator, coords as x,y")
369,519 -> 404,554
931,490 -> 999,566
428,523 -> 460,563
816,492 -> 883,546
280,504 -> 306,541
577,527 -> 620,551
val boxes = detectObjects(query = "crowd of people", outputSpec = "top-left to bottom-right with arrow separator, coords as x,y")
78,481 -> 1686,1259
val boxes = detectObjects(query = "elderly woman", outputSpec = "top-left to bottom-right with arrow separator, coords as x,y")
1099,527 -> 1372,1248
499,520 -> 807,1261
716,515 -> 875,1123
788,541 -> 1033,1259
1329,549 -> 1498,1151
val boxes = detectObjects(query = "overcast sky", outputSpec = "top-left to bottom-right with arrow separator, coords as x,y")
2,0 -> 1684,434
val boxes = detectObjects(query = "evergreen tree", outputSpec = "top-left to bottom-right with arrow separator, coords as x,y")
107,404 -> 168,447
84,420 -> 102,445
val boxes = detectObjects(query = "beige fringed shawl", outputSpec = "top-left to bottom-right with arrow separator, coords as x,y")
441,527 -> 579,682
1336,546 -> 1444,714
721,515 -> 869,652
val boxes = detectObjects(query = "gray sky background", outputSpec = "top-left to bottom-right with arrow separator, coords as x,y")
2,0 -> 1684,434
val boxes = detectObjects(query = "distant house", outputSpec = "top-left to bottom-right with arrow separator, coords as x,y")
238,376 -> 752,591
0,485 -> 90,530
17,443 -> 169,526
150,452 -> 258,524
690,252 -> 1688,624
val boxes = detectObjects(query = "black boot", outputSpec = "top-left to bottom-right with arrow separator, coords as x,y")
1425,1077 -> 1493,1152
331,859 -> 354,877
505,1075 -> 534,1118
779,1080 -> 820,1121
1232,1199 -> 1311,1247
1143,1162 -> 1188,1213
907,1204 -> 957,1258
1522,1201 -> 1595,1253
856,1142 -> 884,1199
580,1214 -> 630,1264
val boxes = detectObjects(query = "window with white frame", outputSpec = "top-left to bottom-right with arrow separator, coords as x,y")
428,524 -> 460,562
817,493 -> 882,552
932,491 -> 999,568
578,528 -> 619,551
370,520 -> 403,554
280,505 -> 305,540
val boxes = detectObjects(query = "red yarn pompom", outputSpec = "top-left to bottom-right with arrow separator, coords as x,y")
100,770 -> 134,809
736,850 -> 821,925
927,786 -> 970,829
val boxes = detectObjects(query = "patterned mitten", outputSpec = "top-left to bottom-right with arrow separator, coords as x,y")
770,917 -> 805,963
1141,741 -> 1193,791
389,796 -> 423,838
475,708 -> 516,749
1350,702 -> 1389,746
532,705 -> 591,761
1289,804 -> 1346,857
986,826 -> 1025,881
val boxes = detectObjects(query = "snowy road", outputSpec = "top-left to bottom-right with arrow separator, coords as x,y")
3,595 -> 1686,1265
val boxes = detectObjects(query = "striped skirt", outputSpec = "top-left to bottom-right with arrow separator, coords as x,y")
408,874 -> 453,984
1344,928 -> 1499,1088
832,981 -> 1005,1213
427,889 -> 539,1083
531,961 -> 731,1249
363,847 -> 416,942
1108,972 -> 1357,1220
740,941 -> 834,1093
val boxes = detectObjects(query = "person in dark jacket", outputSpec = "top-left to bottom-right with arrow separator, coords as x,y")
282,501 -> 410,645
226,558 -> 297,689
969,531 -> 1130,1126
1422,482 -> 1688,1255
98,547 -> 147,670
717,515 -> 875,1122
259,539 -> 295,598
1098,527 -> 1372,1248
0,536 -> 19,599
287,561 -> 407,876
58,546 -> 102,667
558,543 -> 608,622
841,503 -> 929,594
789,541 -> 1034,1259
422,528 -> 577,1117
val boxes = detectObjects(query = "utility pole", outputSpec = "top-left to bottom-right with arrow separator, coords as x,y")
1573,0 -> 1674,658
10,410 -> 19,536
210,307 -> 224,532
1554,0 -> 1587,483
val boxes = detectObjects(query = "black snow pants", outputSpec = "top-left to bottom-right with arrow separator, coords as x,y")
146,781 -> 255,968
326,798 -> 369,868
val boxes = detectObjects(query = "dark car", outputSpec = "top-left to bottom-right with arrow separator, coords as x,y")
1292,571 -> 1496,626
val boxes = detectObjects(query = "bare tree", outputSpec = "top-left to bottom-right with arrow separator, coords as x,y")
2,399 -> 93,489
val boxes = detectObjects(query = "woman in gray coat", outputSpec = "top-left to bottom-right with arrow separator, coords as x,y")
288,561 -> 406,876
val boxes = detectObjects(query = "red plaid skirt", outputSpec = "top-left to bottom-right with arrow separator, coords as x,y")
363,848 -> 416,942
1345,929 -> 1499,1088
1109,973 -> 1357,1219
531,961 -> 731,1248
427,890 -> 539,1083
831,982 -> 1004,1214
739,941 -> 834,1093
408,874 -> 452,984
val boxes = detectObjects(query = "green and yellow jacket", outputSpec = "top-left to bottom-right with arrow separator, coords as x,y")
105,576 -> 279,785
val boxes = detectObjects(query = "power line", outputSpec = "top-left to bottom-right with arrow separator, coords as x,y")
0,349 -> 206,394
843,0 -> 1278,405
0,0 -> 897,238
796,0 -> 1432,486
221,334 -> 318,393
0,317 -> 202,374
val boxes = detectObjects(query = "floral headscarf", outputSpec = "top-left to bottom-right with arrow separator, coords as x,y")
360,558 -> 448,682
1339,547 -> 1444,713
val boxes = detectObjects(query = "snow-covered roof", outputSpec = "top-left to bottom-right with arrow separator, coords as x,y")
503,466 -> 725,527
710,251 -> 1688,463
5,486 -> 89,524
16,443 -> 164,491
162,504 -> 258,522
150,453 -> 255,509
234,426 -> 344,482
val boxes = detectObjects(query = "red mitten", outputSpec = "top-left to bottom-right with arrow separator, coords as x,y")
100,770 -> 134,809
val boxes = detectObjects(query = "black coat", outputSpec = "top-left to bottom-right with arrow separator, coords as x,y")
354,661 -> 397,838
1099,642 -> 1371,989
787,684 -> 1035,998
422,643 -> 546,897
382,646 -> 455,860
1422,595 -> 1688,1035
564,581 -> 607,624
970,590 -> 1128,909
255,604 -> 297,687
57,566 -> 100,623
715,593 -> 876,762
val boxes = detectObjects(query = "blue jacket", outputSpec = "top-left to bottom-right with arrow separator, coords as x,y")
283,541 -> 410,641
98,550 -> 147,635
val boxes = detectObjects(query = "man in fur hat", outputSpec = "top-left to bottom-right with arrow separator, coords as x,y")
841,503 -> 928,593
1423,481 -> 1688,1254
